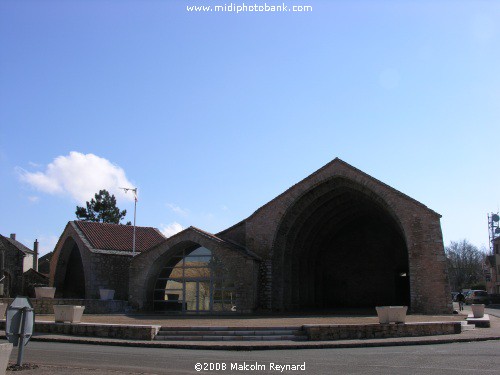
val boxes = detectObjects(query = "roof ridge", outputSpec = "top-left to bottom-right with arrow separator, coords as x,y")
73,220 -> 160,230
71,220 -> 165,253
244,158 -> 440,220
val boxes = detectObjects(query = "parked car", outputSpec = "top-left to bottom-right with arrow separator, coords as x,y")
464,290 -> 490,305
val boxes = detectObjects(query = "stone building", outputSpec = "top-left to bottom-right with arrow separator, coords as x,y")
52,158 -> 452,314
0,233 -> 37,296
37,252 -> 52,277
129,158 -> 452,314
50,221 -> 165,300
22,268 -> 50,298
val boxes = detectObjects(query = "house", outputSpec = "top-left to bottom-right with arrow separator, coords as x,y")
50,221 -> 166,300
0,233 -> 38,297
37,252 -> 52,277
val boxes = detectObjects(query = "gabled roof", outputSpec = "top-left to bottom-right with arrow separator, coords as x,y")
38,251 -> 53,275
72,221 -> 166,253
39,252 -> 53,263
23,267 -> 49,281
164,226 -> 261,260
247,157 -> 441,220
0,235 -> 34,255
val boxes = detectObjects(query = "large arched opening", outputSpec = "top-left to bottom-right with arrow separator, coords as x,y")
272,177 -> 410,311
53,237 -> 86,298
151,243 -> 235,313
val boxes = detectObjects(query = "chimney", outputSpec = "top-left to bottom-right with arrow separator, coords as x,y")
10,233 -> 16,240
33,239 -> 39,272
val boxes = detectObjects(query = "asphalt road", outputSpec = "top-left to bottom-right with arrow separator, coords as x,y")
3,340 -> 499,375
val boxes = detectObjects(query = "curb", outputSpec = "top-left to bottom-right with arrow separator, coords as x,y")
28,334 -> 500,351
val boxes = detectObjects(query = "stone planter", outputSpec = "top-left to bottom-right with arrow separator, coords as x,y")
0,343 -> 12,375
0,303 -> 6,318
471,304 -> 485,318
376,306 -> 390,324
99,289 -> 115,300
54,305 -> 85,323
376,306 -> 408,324
35,286 -> 56,299
388,306 -> 408,323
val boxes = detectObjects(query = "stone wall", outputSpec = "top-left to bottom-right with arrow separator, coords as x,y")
303,322 -> 461,341
0,320 -> 158,340
0,298 -> 128,314
87,253 -> 132,300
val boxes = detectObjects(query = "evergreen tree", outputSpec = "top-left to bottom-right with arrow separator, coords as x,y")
75,189 -> 128,224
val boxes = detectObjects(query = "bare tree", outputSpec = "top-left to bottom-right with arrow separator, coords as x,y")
445,239 -> 486,291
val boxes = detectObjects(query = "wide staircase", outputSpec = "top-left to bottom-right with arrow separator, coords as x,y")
154,326 -> 308,341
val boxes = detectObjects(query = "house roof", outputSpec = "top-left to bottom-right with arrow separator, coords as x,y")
23,267 -> 49,281
72,221 -> 166,253
0,235 -> 34,255
39,252 -> 53,263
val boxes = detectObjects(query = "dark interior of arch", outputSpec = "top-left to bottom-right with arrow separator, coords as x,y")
277,181 -> 410,310
54,239 -> 86,298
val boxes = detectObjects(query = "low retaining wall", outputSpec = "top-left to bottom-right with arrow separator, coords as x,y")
0,298 -> 128,314
34,322 -> 160,340
303,322 -> 462,341
0,321 -> 159,341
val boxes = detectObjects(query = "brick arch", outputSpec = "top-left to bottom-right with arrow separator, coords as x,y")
129,228 -> 260,312
271,176 -> 410,311
143,240 -> 200,311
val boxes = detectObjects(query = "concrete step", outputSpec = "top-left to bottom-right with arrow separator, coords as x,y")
154,334 -> 304,341
157,330 -> 299,336
158,326 -> 300,331
155,326 -> 307,341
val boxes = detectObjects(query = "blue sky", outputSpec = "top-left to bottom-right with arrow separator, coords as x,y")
1,0 -> 499,255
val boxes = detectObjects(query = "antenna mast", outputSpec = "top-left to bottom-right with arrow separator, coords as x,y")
487,212 -> 500,254
120,187 -> 138,255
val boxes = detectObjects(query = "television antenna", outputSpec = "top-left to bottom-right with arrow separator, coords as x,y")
120,187 -> 138,255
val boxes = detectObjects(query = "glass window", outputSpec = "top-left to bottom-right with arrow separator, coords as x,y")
153,246 -> 236,313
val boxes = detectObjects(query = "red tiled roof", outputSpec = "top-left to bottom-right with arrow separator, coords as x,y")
73,221 -> 165,252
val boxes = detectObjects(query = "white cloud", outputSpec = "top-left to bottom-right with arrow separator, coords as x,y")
160,222 -> 184,238
166,203 -> 189,217
17,152 -> 135,204
28,196 -> 40,203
